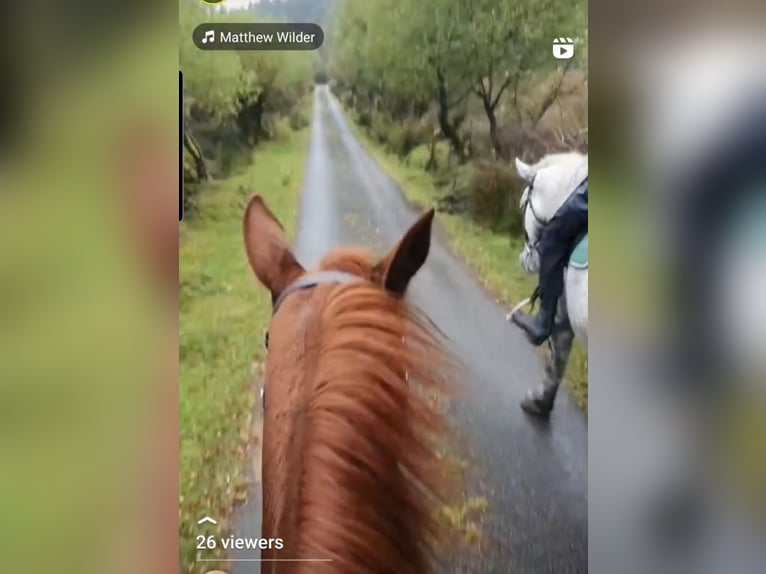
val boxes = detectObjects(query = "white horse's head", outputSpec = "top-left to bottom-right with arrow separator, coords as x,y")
514,152 -> 588,273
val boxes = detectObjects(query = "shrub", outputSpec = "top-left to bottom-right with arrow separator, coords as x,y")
370,111 -> 389,144
365,114 -> 430,157
288,108 -> 309,131
271,117 -> 293,142
385,120 -> 428,157
357,110 -> 372,128
385,123 -> 409,156
407,143 -> 443,171
461,160 -> 525,234
406,144 -> 430,169
435,164 -> 472,214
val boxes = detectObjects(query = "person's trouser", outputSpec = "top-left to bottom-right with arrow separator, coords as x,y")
538,189 -> 588,310
669,103 -> 766,388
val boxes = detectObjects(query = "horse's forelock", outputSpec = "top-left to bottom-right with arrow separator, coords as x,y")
318,248 -> 377,279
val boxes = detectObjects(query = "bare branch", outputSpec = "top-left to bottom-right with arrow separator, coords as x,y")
490,74 -> 514,110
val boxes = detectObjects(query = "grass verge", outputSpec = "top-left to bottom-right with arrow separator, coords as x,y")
179,126 -> 311,573
347,118 -> 588,412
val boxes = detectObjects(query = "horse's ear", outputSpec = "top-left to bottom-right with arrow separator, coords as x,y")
376,209 -> 434,295
515,157 -> 536,184
243,195 -> 304,300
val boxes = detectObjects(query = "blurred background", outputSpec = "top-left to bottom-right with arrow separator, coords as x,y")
589,2 -> 766,573
0,2 -> 178,574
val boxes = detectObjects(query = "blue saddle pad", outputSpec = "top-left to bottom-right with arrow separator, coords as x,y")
569,234 -> 588,269
725,187 -> 766,251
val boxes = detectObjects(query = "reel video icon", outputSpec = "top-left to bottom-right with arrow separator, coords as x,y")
552,38 -> 575,60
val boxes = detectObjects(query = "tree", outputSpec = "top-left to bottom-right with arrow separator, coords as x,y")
328,0 -> 586,160
330,0 -> 476,160
179,0 -> 314,183
460,0 -> 580,157
179,2 -> 246,121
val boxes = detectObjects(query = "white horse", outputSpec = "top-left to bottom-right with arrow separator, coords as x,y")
508,152 -> 588,415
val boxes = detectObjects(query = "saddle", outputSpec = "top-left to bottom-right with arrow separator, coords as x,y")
526,232 -> 587,314
569,233 -> 588,269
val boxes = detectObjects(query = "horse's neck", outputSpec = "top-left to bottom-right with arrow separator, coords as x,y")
545,164 -> 587,217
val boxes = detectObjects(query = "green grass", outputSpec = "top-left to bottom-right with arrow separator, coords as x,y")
179,126 -> 311,573
347,118 -> 588,412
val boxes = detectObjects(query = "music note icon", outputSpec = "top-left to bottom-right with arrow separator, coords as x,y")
201,30 -> 215,44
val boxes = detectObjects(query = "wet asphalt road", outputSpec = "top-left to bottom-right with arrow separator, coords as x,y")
233,86 -> 587,574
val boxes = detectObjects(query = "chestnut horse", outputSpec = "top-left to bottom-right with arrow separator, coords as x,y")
244,195 -> 453,574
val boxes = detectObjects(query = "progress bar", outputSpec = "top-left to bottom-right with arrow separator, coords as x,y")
197,558 -> 333,562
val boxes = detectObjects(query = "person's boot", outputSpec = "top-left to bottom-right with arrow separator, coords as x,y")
520,381 -> 559,416
511,302 -> 556,346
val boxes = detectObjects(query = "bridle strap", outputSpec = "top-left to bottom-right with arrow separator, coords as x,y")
272,270 -> 365,315
527,196 -> 548,226
265,270 -> 365,350
522,173 -> 548,228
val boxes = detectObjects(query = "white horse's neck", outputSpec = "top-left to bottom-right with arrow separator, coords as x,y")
534,153 -> 588,220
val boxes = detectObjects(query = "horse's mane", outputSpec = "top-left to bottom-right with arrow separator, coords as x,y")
526,152 -> 588,218
292,250 -> 453,574
533,151 -> 586,171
